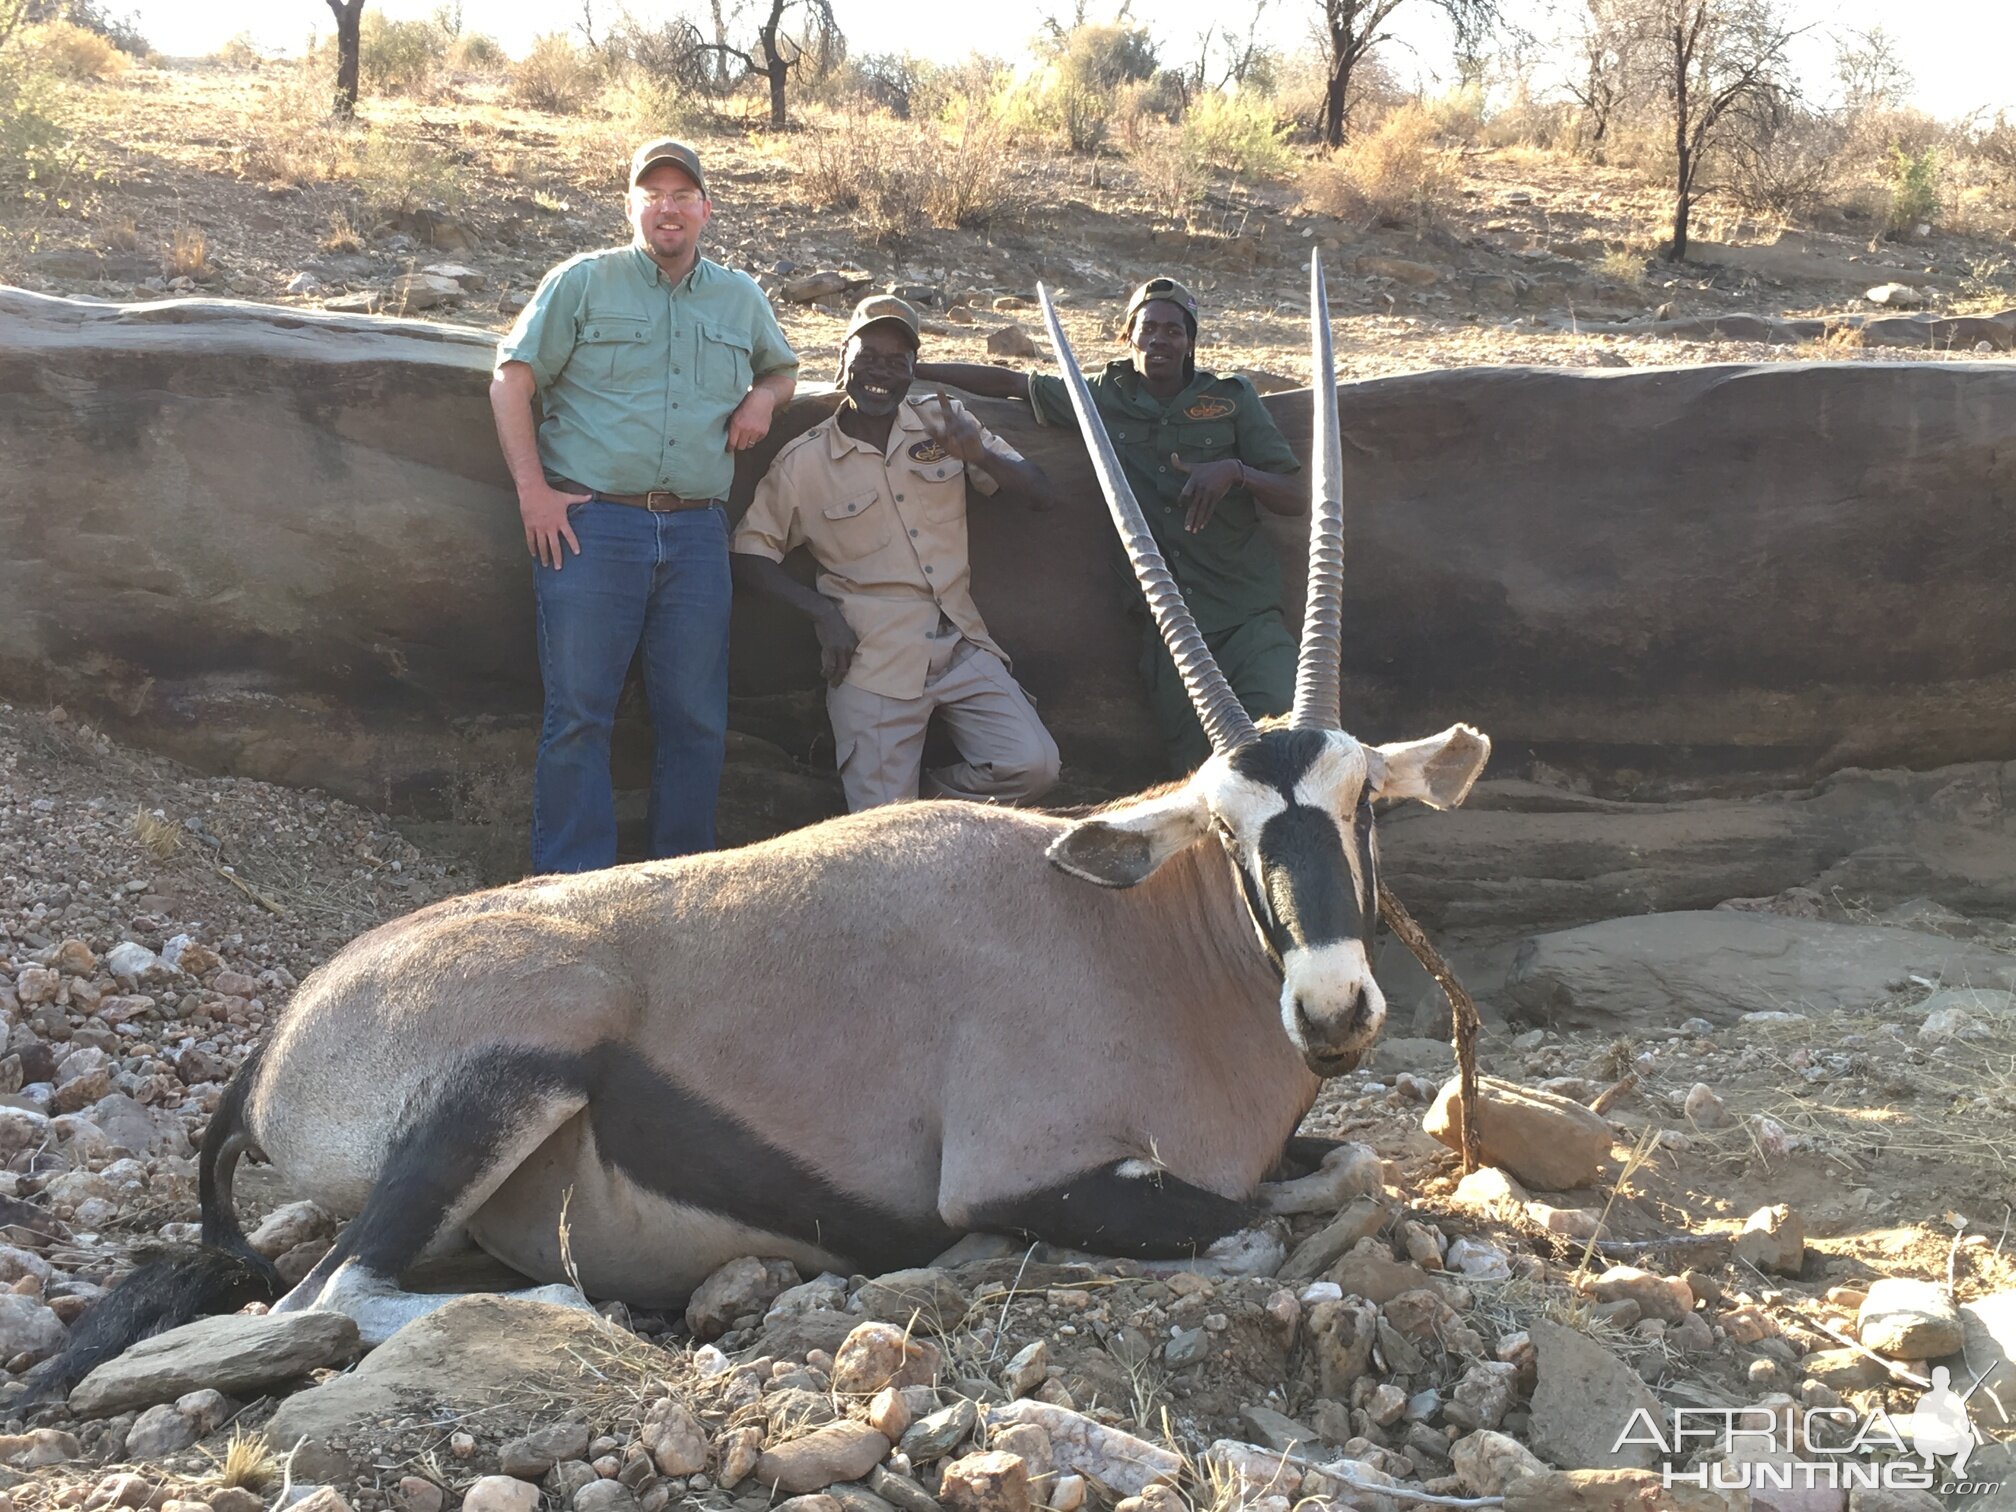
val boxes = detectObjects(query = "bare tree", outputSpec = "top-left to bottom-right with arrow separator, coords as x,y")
1314,0 -> 1499,149
1566,0 -> 1632,155
1833,25 -> 1911,114
325,0 -> 365,118
1645,0 -> 1803,260
697,0 -> 841,128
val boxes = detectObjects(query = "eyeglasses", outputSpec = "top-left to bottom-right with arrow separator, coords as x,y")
633,187 -> 705,208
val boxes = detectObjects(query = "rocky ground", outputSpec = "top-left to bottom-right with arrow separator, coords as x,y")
1,702 -> 2015,1511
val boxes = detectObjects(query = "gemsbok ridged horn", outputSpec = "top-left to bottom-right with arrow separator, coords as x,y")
1292,250 -> 1346,731
1036,283 -> 1259,755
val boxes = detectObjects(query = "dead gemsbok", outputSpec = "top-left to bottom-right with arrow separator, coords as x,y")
40,253 -> 1487,1394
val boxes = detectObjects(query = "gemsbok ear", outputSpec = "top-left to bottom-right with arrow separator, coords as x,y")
1046,787 -> 1213,888
1368,724 -> 1492,810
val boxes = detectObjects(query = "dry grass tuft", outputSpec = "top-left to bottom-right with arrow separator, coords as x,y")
165,226 -> 208,278
800,113 -> 1030,245
320,210 -> 364,253
205,1428 -> 281,1491
129,808 -> 181,863
1300,103 -> 1461,231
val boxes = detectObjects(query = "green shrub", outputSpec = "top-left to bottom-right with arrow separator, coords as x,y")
209,32 -> 260,67
446,31 -> 507,74
354,131 -> 463,215
511,33 -> 597,113
358,12 -> 445,95
25,18 -> 124,79
1885,144 -> 1941,239
0,48 -> 67,182
1181,90 -> 1291,183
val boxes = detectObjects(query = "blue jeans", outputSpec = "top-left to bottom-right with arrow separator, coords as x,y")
531,500 -> 730,872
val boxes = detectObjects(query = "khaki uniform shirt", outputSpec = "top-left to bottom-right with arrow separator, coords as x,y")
498,247 -> 799,501
1029,363 -> 1301,636
733,397 -> 1025,700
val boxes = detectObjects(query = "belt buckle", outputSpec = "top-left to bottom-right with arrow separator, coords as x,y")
644,491 -> 678,513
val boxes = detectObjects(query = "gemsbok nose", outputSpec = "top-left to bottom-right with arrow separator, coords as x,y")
1291,974 -> 1386,1075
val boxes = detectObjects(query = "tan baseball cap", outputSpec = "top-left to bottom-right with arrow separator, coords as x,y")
629,138 -> 707,197
1124,275 -> 1200,329
842,294 -> 921,349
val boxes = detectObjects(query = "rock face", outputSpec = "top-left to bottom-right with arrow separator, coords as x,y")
1503,911 -> 2016,1031
10,290 -> 2016,844
263,1297 -> 639,1481
70,1311 -> 361,1416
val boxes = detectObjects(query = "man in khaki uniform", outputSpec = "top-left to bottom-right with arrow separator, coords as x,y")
732,297 -> 1061,811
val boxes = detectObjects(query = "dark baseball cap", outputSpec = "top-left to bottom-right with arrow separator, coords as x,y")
843,294 -> 921,349
1125,275 -> 1200,330
629,138 -> 707,197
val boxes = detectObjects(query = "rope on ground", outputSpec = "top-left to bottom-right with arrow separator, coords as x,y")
1378,884 -> 1481,1174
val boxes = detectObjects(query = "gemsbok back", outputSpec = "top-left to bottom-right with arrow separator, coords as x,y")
37,252 -> 1488,1398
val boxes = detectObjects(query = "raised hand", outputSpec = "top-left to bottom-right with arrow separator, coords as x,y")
920,390 -> 990,464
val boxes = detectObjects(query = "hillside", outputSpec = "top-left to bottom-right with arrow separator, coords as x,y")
5,56 -> 2014,387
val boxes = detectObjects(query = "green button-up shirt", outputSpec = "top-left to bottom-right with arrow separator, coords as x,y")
498,246 -> 799,500
1029,362 -> 1302,637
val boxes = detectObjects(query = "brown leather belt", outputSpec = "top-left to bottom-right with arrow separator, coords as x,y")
556,480 -> 719,513
592,490 -> 719,513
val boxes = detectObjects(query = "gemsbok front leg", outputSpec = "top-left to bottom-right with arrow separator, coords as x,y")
955,1160 -> 1274,1270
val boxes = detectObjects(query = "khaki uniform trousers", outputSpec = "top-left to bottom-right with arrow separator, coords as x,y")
827,620 -> 1061,812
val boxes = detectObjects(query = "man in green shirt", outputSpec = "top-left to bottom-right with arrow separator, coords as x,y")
916,276 -> 1306,773
490,138 -> 799,871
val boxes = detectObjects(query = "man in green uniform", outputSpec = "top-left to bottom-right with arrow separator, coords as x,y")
916,276 -> 1306,772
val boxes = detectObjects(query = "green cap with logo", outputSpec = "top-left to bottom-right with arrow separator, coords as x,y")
629,138 -> 707,197
842,294 -> 921,349
1124,275 -> 1200,331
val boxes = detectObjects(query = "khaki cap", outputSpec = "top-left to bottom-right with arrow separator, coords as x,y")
1124,275 -> 1200,328
842,294 -> 921,349
629,138 -> 707,196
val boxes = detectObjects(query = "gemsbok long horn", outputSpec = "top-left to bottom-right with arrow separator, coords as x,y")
1291,250 -> 1346,731
1037,284 -> 1259,756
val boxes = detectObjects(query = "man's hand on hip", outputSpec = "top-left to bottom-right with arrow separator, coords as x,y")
815,606 -> 859,687
727,387 -> 778,452
521,482 -> 593,569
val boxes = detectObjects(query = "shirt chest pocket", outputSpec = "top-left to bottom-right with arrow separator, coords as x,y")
696,320 -> 753,399
576,313 -> 655,385
904,455 -> 969,520
818,492 -> 890,564
1167,421 -> 1237,463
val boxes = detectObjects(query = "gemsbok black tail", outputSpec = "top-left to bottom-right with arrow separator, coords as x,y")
20,1051 -> 282,1409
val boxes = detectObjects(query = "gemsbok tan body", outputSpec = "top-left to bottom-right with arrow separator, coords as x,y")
39,254 -> 1488,1394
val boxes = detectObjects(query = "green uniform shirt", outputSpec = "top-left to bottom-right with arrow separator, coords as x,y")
498,246 -> 799,500
1028,362 -> 1301,636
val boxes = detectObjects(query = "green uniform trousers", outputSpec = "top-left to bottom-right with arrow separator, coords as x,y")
1142,612 -> 1297,775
